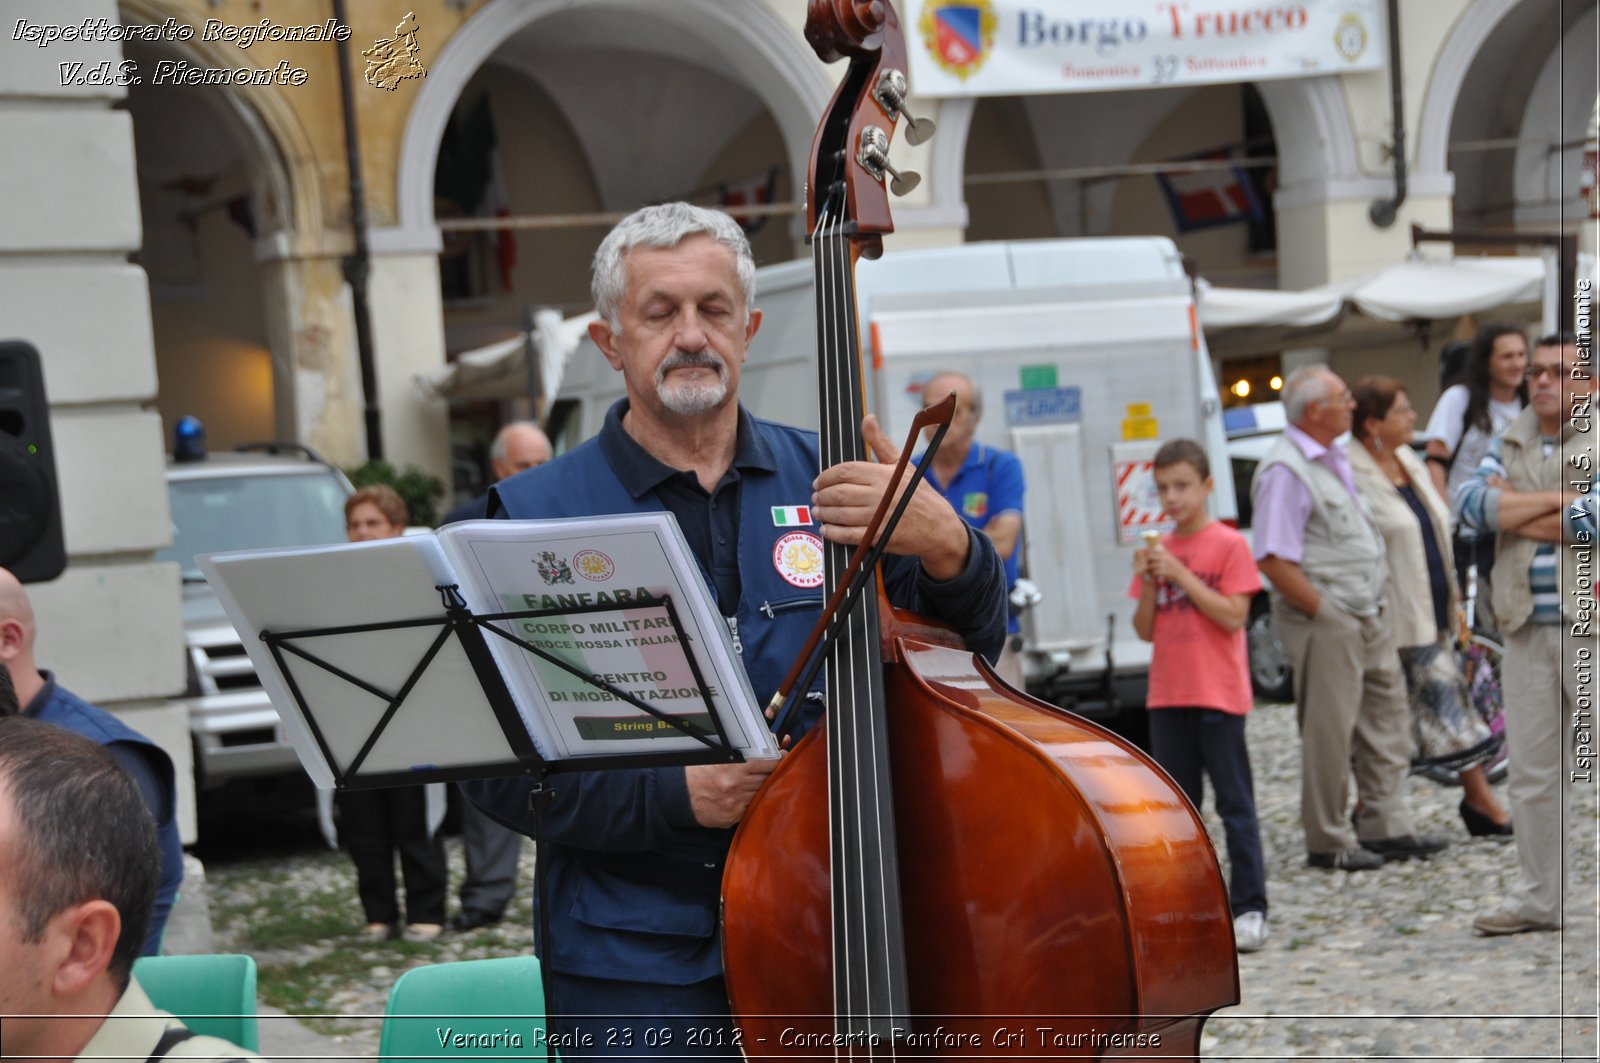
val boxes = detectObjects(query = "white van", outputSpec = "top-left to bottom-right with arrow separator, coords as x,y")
550,236 -> 1233,732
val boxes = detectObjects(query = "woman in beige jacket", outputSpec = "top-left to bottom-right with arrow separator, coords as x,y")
1350,376 -> 1512,836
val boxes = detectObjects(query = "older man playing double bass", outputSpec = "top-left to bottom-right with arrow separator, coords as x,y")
462,202 -> 1006,1056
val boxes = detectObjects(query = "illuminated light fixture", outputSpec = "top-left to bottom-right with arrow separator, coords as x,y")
1270,375 -> 1284,391
1231,380 -> 1251,398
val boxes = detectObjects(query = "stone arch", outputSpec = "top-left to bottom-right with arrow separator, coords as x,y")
1414,0 -> 1516,182
1419,0 -> 1594,228
931,76 -> 1359,233
1510,5 -> 1596,225
118,0 -> 324,245
393,0 -> 832,248
1254,77 -> 1364,210
920,96 -> 974,232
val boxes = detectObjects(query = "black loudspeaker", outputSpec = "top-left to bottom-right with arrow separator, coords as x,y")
0,341 -> 65,583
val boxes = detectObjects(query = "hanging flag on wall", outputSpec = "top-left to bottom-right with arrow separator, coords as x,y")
486,144 -> 516,292
1155,150 -> 1265,233
224,195 -> 256,238
435,95 -> 517,292
718,166 -> 782,234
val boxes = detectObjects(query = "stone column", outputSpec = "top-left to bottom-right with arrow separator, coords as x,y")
257,236 -> 449,482
0,1 -> 190,837
257,241 -> 367,468
368,246 -> 451,484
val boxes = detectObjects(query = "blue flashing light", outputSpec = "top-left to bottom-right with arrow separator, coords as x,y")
174,416 -> 207,462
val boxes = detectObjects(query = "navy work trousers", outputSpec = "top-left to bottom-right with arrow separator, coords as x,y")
1149,707 -> 1268,916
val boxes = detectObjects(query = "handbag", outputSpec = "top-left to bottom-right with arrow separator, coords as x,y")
1402,633 -> 1502,770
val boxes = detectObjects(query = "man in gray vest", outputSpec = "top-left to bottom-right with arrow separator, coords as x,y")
1458,333 -> 1596,935
1252,365 -> 1448,870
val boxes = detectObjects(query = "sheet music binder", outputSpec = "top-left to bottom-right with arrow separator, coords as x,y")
199,516 -> 778,791
259,586 -> 742,790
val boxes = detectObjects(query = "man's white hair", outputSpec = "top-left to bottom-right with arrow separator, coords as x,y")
488,421 -> 546,466
1282,364 -> 1334,423
591,203 -> 756,332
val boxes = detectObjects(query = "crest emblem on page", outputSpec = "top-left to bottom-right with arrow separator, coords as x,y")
535,551 -> 574,586
918,0 -> 996,81
573,549 -> 615,582
773,532 -> 825,589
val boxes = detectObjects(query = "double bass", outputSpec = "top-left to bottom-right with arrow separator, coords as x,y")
721,1 -> 1239,1056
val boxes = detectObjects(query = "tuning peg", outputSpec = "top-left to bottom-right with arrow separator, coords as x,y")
857,126 -> 921,196
874,69 -> 936,146
901,113 -> 936,147
887,165 -> 921,196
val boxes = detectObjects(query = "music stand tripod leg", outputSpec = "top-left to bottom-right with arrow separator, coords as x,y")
529,770 -> 558,1032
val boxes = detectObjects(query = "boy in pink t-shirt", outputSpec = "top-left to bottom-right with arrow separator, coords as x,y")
1128,438 -> 1268,953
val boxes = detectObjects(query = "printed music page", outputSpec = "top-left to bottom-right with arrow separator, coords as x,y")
198,516 -> 775,790
437,516 -> 778,762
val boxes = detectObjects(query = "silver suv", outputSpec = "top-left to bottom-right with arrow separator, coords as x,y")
156,446 -> 352,793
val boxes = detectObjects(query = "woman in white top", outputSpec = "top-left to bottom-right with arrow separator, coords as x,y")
1422,323 -> 1528,505
1353,376 -> 1512,837
1422,324 -> 1528,633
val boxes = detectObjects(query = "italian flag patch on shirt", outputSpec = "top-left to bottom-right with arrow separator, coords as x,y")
772,505 -> 813,527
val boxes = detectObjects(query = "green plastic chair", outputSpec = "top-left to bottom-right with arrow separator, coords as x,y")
131,953 -> 260,1052
380,955 -> 550,1061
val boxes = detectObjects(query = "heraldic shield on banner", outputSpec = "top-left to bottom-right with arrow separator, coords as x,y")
919,0 -> 997,80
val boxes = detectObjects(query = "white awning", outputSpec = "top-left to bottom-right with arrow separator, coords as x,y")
416,309 -> 597,403
419,255 -> 1549,403
1195,282 -> 1343,329
1324,255 -> 1547,321
1198,254 -> 1546,331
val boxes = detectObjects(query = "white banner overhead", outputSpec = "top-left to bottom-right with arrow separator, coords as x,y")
904,0 -> 1386,98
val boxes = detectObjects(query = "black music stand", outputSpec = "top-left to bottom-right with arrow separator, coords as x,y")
256,585 -> 745,790
254,584 -> 750,1018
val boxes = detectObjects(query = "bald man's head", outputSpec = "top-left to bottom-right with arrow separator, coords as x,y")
0,569 -> 40,707
490,423 -> 553,481
922,371 -> 982,454
924,372 -> 981,418
0,568 -> 34,634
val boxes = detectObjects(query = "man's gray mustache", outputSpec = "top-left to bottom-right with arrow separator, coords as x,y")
660,350 -> 725,374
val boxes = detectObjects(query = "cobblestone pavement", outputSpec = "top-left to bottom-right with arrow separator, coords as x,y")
1202,699 -> 1597,1063
210,698 -> 1599,1062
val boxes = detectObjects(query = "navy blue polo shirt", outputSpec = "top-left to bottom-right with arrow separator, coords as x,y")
597,402 -> 776,611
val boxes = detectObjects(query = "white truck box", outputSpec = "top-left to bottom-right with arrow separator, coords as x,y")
550,236 -> 1233,728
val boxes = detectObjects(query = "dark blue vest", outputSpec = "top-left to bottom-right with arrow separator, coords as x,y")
28,674 -> 183,957
29,676 -> 177,820
481,412 -> 832,984
473,404 -> 1004,985
493,416 -> 828,718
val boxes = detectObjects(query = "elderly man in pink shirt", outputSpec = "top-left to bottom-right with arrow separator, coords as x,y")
1252,364 -> 1449,872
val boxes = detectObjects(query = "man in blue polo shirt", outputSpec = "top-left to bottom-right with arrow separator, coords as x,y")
915,370 -> 1027,687
463,203 -> 1007,1057
0,567 -> 184,957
